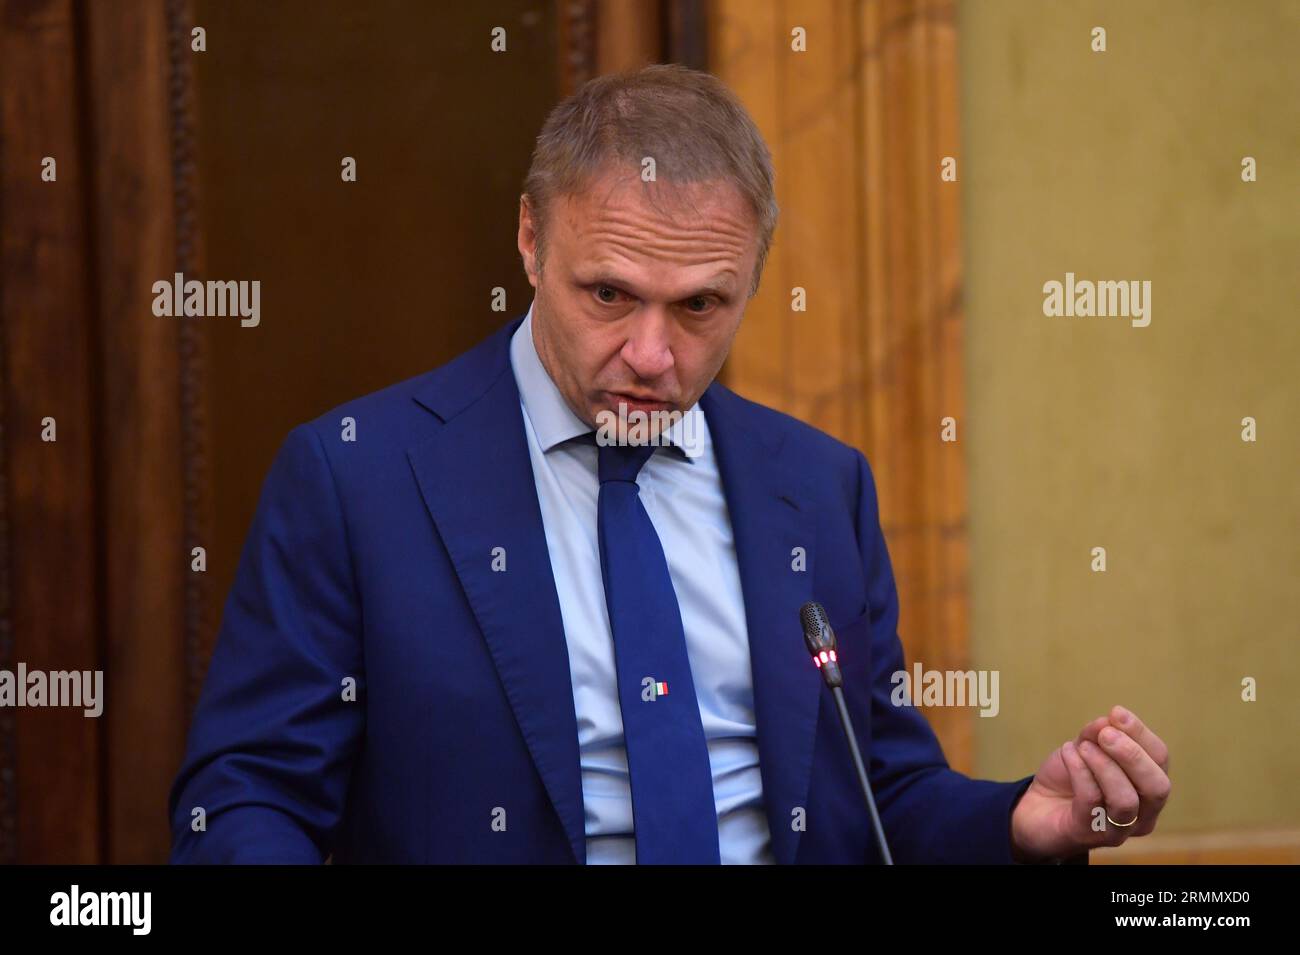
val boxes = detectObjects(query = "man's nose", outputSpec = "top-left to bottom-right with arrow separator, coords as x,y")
620,307 -> 675,380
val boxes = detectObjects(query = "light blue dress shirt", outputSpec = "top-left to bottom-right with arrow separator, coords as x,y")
509,300 -> 776,864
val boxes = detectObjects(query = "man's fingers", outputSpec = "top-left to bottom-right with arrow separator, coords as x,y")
1078,707 -> 1171,776
1070,709 -> 1172,842
1061,741 -> 1103,830
1076,716 -> 1110,747
1078,740 -> 1140,843
1097,724 -> 1171,836
1108,706 -> 1171,773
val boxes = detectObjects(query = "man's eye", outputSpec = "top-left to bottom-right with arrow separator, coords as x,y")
594,285 -> 621,305
684,296 -> 716,314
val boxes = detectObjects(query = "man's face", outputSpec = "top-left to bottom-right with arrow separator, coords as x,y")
517,166 -> 759,432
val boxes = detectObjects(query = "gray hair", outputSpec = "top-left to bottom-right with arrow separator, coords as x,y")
522,63 -> 778,298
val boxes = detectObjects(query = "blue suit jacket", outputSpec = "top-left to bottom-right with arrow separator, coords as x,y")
169,314 -> 1040,864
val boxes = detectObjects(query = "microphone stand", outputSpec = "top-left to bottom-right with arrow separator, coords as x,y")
830,684 -> 894,865
802,601 -> 895,865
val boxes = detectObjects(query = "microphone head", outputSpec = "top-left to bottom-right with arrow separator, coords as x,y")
799,601 -> 843,687
800,601 -> 836,654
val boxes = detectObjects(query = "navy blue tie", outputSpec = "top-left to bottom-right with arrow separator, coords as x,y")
595,439 -> 721,864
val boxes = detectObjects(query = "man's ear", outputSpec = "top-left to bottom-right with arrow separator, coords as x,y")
517,195 -> 540,287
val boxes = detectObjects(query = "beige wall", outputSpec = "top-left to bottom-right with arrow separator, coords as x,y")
960,0 -> 1299,832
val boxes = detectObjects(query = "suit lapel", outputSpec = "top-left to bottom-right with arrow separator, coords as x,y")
406,318 -> 586,864
701,383 -> 821,866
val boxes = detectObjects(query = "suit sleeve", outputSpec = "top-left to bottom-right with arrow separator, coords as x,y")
851,448 -> 1039,864
168,424 -> 365,863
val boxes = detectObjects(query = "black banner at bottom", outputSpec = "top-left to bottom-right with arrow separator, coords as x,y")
0,863 -> 1282,941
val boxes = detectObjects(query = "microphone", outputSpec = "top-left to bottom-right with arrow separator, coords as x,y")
800,601 -> 894,865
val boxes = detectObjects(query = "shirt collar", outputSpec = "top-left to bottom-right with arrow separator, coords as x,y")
509,299 -> 707,462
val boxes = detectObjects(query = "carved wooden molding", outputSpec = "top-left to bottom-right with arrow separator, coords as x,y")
558,0 -> 598,94
165,0 -> 212,722
0,164 -> 12,869
557,0 -> 710,92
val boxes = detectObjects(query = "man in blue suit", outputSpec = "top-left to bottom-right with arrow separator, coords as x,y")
169,65 -> 1171,864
